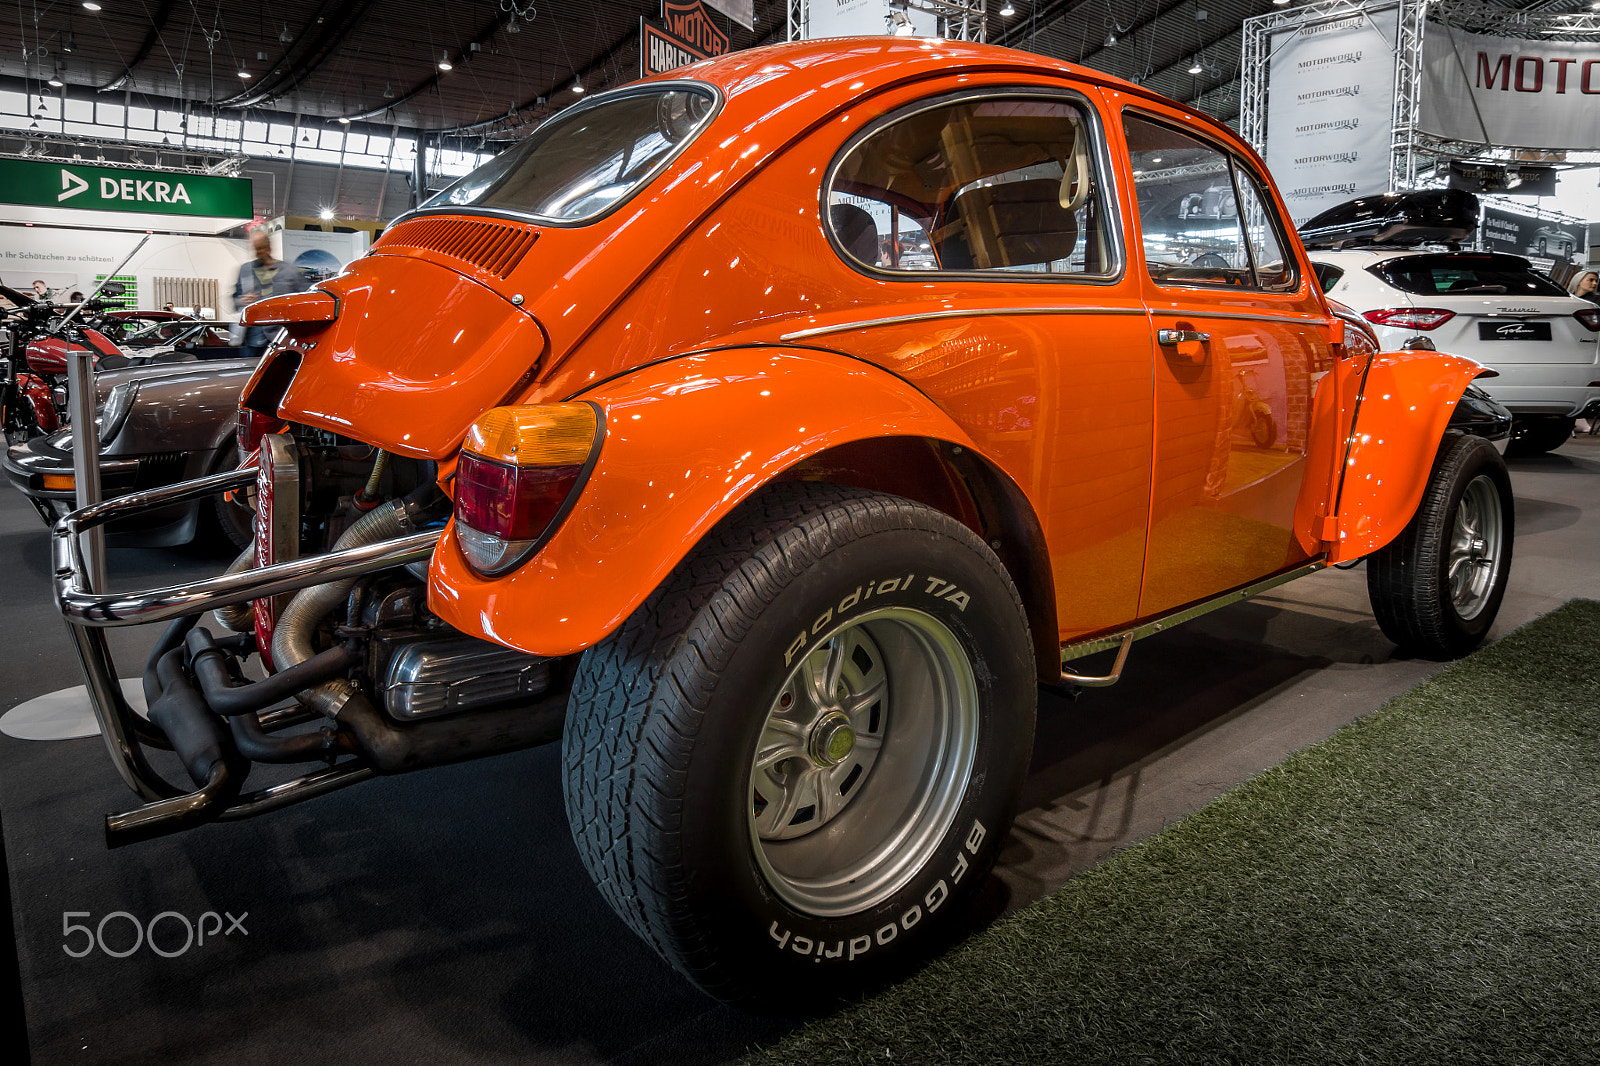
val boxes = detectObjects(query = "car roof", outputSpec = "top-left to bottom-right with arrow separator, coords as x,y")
641,37 -> 1266,169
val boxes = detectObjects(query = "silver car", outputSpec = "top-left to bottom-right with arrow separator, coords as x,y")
1309,248 -> 1600,454
4,354 -> 255,547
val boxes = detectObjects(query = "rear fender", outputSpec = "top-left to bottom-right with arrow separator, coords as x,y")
428,348 -> 1021,657
1329,351 -> 1493,562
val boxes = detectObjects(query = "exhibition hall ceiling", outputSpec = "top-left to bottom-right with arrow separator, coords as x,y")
2,0 -> 1590,137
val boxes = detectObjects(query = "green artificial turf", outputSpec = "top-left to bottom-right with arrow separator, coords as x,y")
745,600 -> 1600,1066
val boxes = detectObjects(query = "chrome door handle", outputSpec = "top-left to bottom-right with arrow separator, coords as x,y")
1157,328 -> 1211,346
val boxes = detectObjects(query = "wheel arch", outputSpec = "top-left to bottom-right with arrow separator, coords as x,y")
780,436 -> 1059,684
428,347 -> 1056,670
1329,351 -> 1498,562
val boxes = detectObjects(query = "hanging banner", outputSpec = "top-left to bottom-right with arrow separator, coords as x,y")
701,0 -> 753,31
0,158 -> 252,221
1263,7 -> 1399,225
1481,206 -> 1585,262
1420,24 -> 1600,151
805,0 -> 936,39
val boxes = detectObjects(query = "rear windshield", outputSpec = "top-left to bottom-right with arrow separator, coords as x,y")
1371,253 -> 1567,297
423,87 -> 716,224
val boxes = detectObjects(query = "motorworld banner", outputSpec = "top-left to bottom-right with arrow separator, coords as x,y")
1419,24 -> 1600,149
1264,6 -> 1399,225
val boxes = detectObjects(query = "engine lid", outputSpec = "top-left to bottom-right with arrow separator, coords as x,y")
277,254 -> 548,460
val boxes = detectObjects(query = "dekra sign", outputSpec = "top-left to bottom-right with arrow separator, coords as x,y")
59,169 -> 194,205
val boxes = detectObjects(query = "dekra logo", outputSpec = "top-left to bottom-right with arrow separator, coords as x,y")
57,167 -> 192,204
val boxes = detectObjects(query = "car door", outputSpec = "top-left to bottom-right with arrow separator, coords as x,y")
806,85 -> 1157,639
1116,107 -> 1334,617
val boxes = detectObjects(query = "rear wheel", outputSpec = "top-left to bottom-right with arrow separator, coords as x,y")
562,483 -> 1035,1006
1367,433 -> 1513,659
199,447 -> 253,551
1505,416 -> 1574,457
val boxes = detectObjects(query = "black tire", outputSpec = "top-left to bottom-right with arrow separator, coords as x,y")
1367,433 -> 1513,660
198,448 -> 254,551
1505,417 -> 1575,457
562,483 -> 1035,1006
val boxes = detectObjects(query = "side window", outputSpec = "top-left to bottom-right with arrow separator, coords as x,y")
1122,113 -> 1296,291
1235,167 -> 1297,291
826,94 -> 1115,278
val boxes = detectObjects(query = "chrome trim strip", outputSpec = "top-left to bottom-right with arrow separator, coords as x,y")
779,306 -> 1146,341
1059,559 -> 1327,664
1149,308 -> 1333,327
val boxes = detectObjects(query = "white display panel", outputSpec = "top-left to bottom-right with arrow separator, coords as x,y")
1264,6 -> 1399,225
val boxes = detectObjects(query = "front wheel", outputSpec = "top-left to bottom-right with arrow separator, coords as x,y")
1366,433 -> 1514,659
562,483 -> 1035,1006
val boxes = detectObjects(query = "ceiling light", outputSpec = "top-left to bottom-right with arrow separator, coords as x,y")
571,77 -> 583,93
82,2 -> 101,10
301,130 -> 311,143
1188,58 -> 1203,74
384,82 -> 395,98
256,50 -> 269,61
48,69 -> 64,88
438,52 -> 453,72
1274,0 -> 1290,5
319,207 -> 334,220
62,33 -> 76,53
280,23 -> 293,43
238,69 -> 251,79
1000,1 -> 1015,14
1105,31 -> 1118,46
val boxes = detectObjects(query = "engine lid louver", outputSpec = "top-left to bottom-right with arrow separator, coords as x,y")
373,216 -> 538,278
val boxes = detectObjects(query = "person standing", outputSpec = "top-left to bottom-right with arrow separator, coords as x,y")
31,279 -> 51,302
230,229 -> 309,360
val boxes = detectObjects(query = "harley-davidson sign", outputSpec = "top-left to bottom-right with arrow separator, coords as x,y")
640,0 -> 728,77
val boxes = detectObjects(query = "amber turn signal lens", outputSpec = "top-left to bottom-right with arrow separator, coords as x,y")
463,403 -> 599,466
41,473 -> 75,491
455,403 -> 603,576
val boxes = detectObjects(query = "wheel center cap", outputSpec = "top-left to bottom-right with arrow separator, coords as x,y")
810,712 -> 856,767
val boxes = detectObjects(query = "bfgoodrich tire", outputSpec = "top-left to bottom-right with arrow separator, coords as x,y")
1367,433 -> 1513,659
562,483 -> 1035,1006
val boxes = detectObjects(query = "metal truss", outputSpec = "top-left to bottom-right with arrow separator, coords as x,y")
1431,0 -> 1600,40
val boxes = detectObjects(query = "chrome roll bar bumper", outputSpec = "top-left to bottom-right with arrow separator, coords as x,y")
51,466 -> 441,843
54,467 -> 439,626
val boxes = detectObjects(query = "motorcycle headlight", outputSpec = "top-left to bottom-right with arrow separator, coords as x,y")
96,381 -> 139,443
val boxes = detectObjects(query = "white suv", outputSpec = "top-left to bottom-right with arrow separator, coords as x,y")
1309,248 -> 1600,454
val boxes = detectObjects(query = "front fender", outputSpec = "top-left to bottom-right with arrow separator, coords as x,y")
428,348 -> 986,656
1329,350 -> 1492,562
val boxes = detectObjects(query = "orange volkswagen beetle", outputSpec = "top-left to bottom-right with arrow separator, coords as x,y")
55,38 -> 1513,1005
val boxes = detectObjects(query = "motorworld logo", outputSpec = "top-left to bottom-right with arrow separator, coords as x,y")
1294,151 -> 1359,166
1298,50 -> 1364,70
1287,183 -> 1358,200
1296,118 -> 1361,134
1297,84 -> 1361,101
1301,15 -> 1364,38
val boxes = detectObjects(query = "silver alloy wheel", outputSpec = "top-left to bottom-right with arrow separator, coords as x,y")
1449,474 -> 1504,621
747,607 -> 979,917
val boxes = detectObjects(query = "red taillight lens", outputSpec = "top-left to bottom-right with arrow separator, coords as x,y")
453,403 -> 601,575
237,406 -> 285,456
455,456 -> 583,541
1363,307 -> 1456,331
1574,308 -> 1600,332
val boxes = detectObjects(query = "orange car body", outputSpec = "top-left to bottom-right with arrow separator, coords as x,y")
244,38 -> 1492,673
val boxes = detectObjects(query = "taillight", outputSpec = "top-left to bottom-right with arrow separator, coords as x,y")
237,406 -> 285,456
1575,308 -> 1600,332
454,402 -> 602,575
1363,307 -> 1456,331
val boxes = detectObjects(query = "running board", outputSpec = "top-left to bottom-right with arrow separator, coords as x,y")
1057,559 -> 1328,688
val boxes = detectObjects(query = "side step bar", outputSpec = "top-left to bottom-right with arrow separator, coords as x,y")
1058,559 -> 1328,687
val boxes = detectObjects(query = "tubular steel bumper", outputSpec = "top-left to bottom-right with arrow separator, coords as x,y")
52,466 -> 439,843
